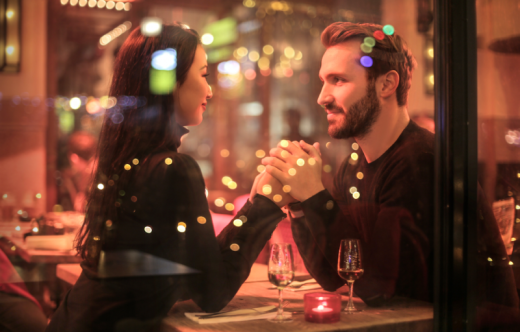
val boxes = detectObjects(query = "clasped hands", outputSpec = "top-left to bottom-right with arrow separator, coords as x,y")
249,140 -> 326,207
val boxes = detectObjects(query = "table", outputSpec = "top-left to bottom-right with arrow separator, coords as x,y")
162,281 -> 433,332
56,262 -> 432,331
0,221 -> 81,264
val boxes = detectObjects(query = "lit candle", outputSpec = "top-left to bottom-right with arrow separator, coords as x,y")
304,293 -> 341,323
312,304 -> 333,313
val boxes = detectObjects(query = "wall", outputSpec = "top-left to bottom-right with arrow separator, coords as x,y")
0,0 -> 47,217
381,0 -> 434,117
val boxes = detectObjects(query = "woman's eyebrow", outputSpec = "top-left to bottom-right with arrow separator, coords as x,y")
200,65 -> 208,70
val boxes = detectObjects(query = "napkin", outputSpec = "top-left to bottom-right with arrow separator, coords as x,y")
286,284 -> 323,292
185,306 -> 291,324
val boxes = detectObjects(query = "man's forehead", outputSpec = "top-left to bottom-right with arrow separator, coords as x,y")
320,41 -> 362,74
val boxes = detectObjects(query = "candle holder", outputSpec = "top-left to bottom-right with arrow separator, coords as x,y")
304,292 -> 341,323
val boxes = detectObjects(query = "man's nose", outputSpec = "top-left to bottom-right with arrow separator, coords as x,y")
317,86 -> 333,107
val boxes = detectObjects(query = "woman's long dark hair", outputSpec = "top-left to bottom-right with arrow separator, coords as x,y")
75,24 -> 201,265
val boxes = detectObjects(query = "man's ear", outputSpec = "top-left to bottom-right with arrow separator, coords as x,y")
379,70 -> 399,99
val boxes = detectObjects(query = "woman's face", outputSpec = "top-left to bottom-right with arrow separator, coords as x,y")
175,45 -> 213,126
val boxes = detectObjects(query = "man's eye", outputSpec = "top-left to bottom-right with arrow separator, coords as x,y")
202,74 -> 210,79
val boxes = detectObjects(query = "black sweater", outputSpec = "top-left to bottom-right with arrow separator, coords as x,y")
46,151 -> 285,332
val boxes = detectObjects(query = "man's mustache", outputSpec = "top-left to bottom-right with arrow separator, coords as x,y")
324,102 -> 343,112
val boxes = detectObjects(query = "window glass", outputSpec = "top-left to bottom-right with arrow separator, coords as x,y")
0,1 -> 437,330
476,0 -> 520,329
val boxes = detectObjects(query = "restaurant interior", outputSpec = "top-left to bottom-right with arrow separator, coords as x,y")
0,0 -> 519,331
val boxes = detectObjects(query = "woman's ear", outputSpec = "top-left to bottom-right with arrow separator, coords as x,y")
380,70 -> 399,99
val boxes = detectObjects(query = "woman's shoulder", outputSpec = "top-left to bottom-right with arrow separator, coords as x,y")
143,150 -> 203,183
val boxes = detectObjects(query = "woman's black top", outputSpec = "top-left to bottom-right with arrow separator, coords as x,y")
46,150 -> 285,332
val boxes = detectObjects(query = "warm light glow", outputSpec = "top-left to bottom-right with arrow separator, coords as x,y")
177,222 -> 186,233
132,158 -> 139,165
236,160 -> 245,168
97,183 -> 104,190
352,142 -> 359,150
141,17 -> 162,37
263,45 -> 274,55
258,57 -> 270,70
288,168 -> 297,176
256,150 -> 266,158
115,2 -> 125,10
79,0 -> 87,7
97,0 -> 106,8
215,198 -> 225,207
106,1 -> 115,9
353,192 -> 360,199
106,220 -> 113,227
88,0 -> 96,8
257,165 -> 266,172
124,3 -> 131,11
222,176 -> 232,185
429,74 -> 434,85
69,97 -> 81,110
6,45 -> 15,55
124,164 -> 131,170
230,243 -> 240,251
15,226 -> 20,231
249,51 -> 260,62
220,149 -> 230,158
93,236 -> 100,241
509,261 -> 514,265
323,165 -> 332,173
86,100 -> 102,114
349,187 -> 357,194
33,227 -> 39,233
236,47 -> 248,57
280,140 -> 289,148
227,181 -> 237,190
197,216 -> 207,224
308,158 -> 316,166
144,226 -> 152,233
294,51 -> 303,61
297,158 -> 305,166
244,69 -> 256,80
165,158 -> 173,165
35,193 -> 42,199
283,185 -> 291,193
351,152 -> 358,160
243,0 -> 256,8
284,46 -> 295,59
201,33 -> 214,45
357,172 -> 364,179
233,219 -> 243,227
6,10 -> 14,18
326,142 -> 331,149
326,200 -> 334,210
273,194 -> 282,202
428,48 -> 434,58
225,203 -> 234,211
262,184 -> 272,195
70,0 -> 78,5
281,150 -> 290,158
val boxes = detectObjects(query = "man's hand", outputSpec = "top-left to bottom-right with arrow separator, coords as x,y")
250,171 -> 295,207
262,140 -> 325,202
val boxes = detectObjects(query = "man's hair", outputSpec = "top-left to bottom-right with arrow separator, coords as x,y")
321,22 -> 416,106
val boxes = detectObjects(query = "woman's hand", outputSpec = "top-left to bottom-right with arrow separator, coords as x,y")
250,171 -> 294,207
262,140 -> 325,202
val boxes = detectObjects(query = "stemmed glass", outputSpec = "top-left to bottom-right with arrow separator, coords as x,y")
268,243 -> 294,323
337,239 -> 364,313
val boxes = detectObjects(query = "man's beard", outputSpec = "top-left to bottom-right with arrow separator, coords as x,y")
326,80 -> 381,140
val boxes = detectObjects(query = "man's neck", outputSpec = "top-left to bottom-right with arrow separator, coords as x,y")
356,105 -> 410,163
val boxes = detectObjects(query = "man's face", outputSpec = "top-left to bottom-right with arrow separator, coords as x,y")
317,41 -> 381,140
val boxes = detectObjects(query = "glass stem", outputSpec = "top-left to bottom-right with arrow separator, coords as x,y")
348,281 -> 355,309
278,288 -> 284,318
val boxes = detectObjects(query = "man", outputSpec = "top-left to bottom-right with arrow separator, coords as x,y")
259,22 -> 434,305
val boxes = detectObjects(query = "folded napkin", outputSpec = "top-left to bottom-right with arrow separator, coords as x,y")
286,284 -> 323,292
185,306 -> 291,324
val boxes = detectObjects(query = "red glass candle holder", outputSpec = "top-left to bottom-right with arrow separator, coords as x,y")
304,292 -> 341,323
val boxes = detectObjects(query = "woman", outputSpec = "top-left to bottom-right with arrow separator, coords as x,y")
46,24 -> 286,332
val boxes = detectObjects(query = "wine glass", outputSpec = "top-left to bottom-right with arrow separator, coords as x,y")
337,239 -> 364,313
268,243 -> 294,323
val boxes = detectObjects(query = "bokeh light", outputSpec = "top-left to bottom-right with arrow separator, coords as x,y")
383,25 -> 395,35
360,56 -> 373,68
